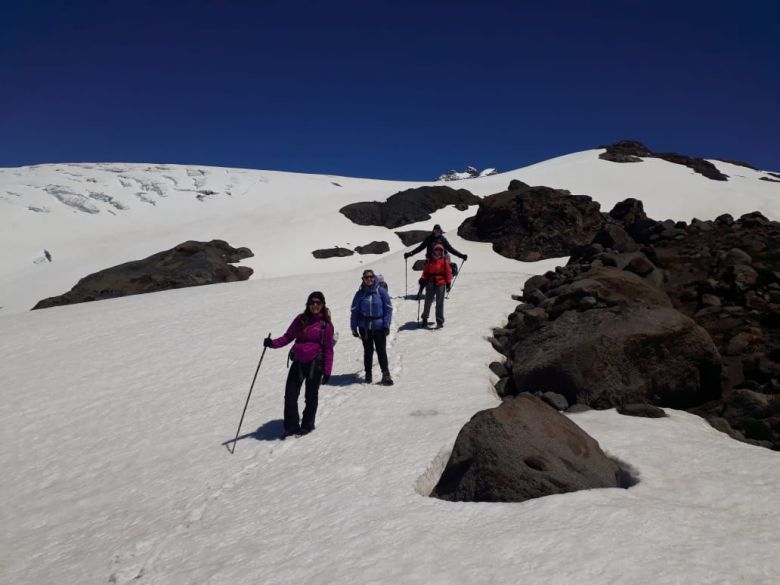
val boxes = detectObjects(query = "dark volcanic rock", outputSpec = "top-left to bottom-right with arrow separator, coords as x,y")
598,141 -> 730,181
458,185 -> 604,261
33,240 -> 254,309
431,394 -> 630,502
312,247 -> 355,259
354,241 -> 390,255
653,152 -> 729,181
509,268 -> 720,408
598,140 -> 651,163
340,186 -> 480,228
508,179 -> 530,190
395,230 -> 430,246
496,201 -> 780,450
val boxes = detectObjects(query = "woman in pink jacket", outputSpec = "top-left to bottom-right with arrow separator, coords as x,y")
264,291 -> 334,437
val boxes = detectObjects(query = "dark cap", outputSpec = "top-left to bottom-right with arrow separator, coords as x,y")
433,224 -> 443,232
307,291 -> 325,304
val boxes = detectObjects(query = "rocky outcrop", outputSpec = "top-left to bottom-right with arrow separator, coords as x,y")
599,140 -> 729,181
509,287 -> 721,409
431,394 -> 632,503
490,198 -> 780,450
395,230 -> 430,246
33,240 -> 253,309
354,241 -> 390,255
458,185 -> 603,261
312,247 -> 354,259
340,186 -> 480,228
598,140 -> 651,163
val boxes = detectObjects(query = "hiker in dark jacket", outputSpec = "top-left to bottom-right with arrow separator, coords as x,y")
419,244 -> 453,329
350,269 -> 394,385
264,291 -> 334,437
404,224 -> 468,261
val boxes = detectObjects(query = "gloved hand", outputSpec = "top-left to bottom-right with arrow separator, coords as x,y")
263,337 -> 273,348
352,328 -> 360,338
404,252 -> 411,259
418,277 -> 426,286
446,284 -> 451,293
462,254 -> 468,261
321,374 -> 330,385
383,328 -> 390,337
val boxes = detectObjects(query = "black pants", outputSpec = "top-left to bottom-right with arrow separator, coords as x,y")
422,283 -> 446,325
284,360 -> 322,433
359,328 -> 389,376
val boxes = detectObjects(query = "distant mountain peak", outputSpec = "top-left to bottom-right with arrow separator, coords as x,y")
437,166 -> 498,181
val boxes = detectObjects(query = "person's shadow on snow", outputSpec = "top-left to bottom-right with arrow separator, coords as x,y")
398,320 -> 422,331
325,372 -> 362,386
223,419 -> 285,450
250,419 -> 286,441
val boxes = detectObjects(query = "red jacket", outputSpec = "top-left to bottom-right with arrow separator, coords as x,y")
422,257 -> 453,285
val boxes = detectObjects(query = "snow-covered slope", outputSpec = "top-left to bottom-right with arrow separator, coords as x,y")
1,148 -> 779,584
1,149 -> 778,314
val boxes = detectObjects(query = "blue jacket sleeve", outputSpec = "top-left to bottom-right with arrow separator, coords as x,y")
380,287 -> 393,329
350,290 -> 361,330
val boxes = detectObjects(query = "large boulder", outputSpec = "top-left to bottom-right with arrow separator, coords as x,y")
394,230 -> 430,246
431,394 -> 630,502
33,240 -> 253,309
312,247 -> 354,259
598,140 -> 652,163
458,185 -> 604,261
340,186 -> 480,228
354,241 -> 389,255
509,304 -> 722,409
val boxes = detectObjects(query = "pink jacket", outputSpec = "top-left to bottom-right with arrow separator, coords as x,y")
271,313 -> 334,376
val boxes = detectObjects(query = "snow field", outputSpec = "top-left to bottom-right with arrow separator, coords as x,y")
2,251 -> 779,584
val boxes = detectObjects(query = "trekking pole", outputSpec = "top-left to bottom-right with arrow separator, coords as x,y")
446,259 -> 465,299
229,333 -> 271,454
405,257 -> 408,298
417,285 -> 423,323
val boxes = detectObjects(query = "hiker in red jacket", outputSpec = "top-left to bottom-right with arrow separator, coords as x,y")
419,244 -> 453,329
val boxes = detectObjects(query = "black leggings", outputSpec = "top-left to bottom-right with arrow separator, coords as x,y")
284,360 -> 322,433
359,328 -> 388,375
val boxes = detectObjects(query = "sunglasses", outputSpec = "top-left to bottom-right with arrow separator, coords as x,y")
308,299 -> 323,306
363,274 -> 375,279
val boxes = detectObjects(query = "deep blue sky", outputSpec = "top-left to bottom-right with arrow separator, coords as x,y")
2,0 -> 778,179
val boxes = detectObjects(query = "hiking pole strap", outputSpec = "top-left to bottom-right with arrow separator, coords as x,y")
230,332 -> 271,454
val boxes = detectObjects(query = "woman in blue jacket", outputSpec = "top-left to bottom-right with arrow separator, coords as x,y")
350,269 -> 393,385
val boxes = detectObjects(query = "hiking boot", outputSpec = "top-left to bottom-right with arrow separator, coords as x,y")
420,320 -> 428,328
365,372 -> 373,384
380,372 -> 394,386
299,425 -> 315,436
282,427 -> 301,439
436,322 -> 444,329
